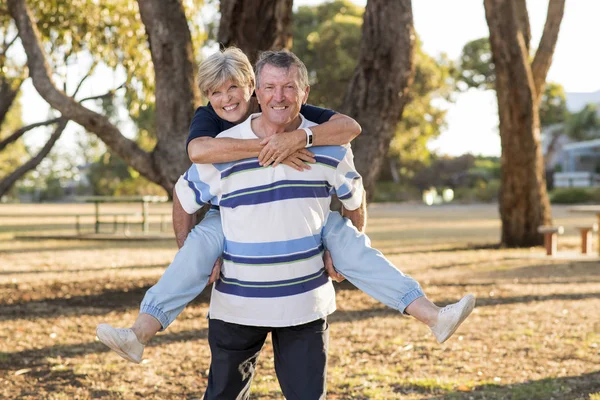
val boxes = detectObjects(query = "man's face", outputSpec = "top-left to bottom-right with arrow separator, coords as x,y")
255,64 -> 310,128
207,79 -> 253,124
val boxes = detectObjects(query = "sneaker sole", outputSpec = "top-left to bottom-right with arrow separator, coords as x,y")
438,294 -> 476,343
96,325 -> 142,364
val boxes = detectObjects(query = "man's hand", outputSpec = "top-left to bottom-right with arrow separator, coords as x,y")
259,130 -> 305,167
207,258 -> 222,285
280,149 -> 315,171
323,250 -> 345,282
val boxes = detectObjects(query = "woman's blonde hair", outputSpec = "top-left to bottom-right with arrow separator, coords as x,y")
197,47 -> 255,97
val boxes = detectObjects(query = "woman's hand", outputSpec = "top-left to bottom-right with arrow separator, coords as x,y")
280,149 -> 315,171
259,130 -> 305,167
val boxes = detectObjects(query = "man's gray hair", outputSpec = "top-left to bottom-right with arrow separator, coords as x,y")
255,50 -> 309,89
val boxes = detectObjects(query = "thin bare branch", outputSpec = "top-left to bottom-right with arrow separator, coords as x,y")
71,62 -> 98,98
0,117 -> 62,152
0,33 -> 19,56
7,0 -> 157,182
77,82 -> 126,103
0,118 -> 68,197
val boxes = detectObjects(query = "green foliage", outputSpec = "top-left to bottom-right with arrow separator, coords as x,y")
565,104 -> 599,141
293,0 -> 363,109
453,179 -> 500,203
292,0 -> 453,175
372,181 -> 421,203
457,37 -> 569,128
539,82 -> 569,127
458,37 -> 494,90
549,187 -> 600,204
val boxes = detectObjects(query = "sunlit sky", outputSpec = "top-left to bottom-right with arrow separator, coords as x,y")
18,0 -> 600,158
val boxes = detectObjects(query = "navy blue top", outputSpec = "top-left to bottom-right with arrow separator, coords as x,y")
187,103 -> 336,150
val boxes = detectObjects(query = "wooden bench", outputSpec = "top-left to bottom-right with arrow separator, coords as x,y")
576,223 -> 598,254
537,225 -> 564,256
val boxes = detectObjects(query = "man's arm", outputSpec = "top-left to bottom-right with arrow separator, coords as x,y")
172,189 -> 196,248
341,190 -> 367,233
259,113 -> 361,166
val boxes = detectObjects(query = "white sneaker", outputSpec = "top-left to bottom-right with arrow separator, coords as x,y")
96,324 -> 145,364
430,294 -> 476,344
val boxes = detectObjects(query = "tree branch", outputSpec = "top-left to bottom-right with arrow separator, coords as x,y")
71,62 -> 98,98
0,118 -> 68,198
0,76 -> 23,124
512,0 -> 531,51
531,0 -> 566,102
78,82 -> 125,103
0,117 -> 62,152
7,0 -> 158,182
0,33 -> 19,57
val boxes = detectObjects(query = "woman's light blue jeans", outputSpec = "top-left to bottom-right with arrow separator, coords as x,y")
141,209 -> 424,329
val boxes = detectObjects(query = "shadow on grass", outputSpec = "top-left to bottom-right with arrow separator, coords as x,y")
0,240 -> 176,255
412,370 -> 600,400
0,328 -> 208,371
0,283 -> 212,322
0,263 -> 168,276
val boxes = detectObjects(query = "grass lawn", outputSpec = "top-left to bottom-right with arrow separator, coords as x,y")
1,203 -> 599,399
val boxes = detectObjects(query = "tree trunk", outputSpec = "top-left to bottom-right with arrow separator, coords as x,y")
484,0 -> 565,247
0,118 -> 67,197
0,78 -> 22,125
217,0 -> 293,64
137,0 -> 201,192
8,0 -> 199,195
340,0 -> 415,201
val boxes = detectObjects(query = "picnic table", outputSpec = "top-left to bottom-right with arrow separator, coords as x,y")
75,195 -> 169,233
568,205 -> 600,255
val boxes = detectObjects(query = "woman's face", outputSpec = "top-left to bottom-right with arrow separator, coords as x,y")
207,80 -> 253,124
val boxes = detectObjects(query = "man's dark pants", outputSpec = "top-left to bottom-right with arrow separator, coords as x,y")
203,317 -> 329,400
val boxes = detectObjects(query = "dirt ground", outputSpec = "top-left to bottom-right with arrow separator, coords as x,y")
1,203 -> 599,399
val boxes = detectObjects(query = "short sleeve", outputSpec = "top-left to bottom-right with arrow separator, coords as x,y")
174,164 -> 222,214
333,146 -> 364,211
300,104 -> 336,124
186,106 -> 222,151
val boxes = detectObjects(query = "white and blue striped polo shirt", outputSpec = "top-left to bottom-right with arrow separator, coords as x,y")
175,113 -> 364,327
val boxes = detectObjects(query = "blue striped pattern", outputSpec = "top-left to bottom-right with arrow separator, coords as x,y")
225,234 -> 322,257
215,268 -> 329,298
223,244 -> 324,265
185,168 -> 214,205
220,180 -> 332,208
220,160 -> 262,179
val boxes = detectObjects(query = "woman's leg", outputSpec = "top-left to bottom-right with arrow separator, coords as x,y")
96,209 -> 224,362
138,209 -> 223,332
322,211 -> 475,343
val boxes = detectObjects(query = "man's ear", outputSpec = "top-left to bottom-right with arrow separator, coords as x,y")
303,86 -> 310,104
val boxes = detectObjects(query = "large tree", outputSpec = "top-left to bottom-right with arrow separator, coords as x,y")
8,0 -> 200,194
339,0 -> 416,199
484,0 -> 565,247
217,0 -> 293,64
7,0 -> 297,195
292,1 -> 451,183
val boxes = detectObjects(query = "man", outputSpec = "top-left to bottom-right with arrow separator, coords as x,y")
174,50 -> 364,399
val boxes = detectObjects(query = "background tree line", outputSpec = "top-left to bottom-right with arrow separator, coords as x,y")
3,0 -> 594,247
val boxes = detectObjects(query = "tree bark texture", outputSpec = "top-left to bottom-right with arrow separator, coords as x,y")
0,118 -> 67,197
0,77 -> 22,125
137,0 -> 200,191
8,0 -> 200,194
217,0 -> 293,64
484,0 -> 565,247
340,0 -> 415,201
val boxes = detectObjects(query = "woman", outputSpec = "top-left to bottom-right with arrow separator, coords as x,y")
97,47 -> 475,364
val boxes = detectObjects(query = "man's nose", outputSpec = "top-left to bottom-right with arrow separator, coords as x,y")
273,87 -> 285,102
